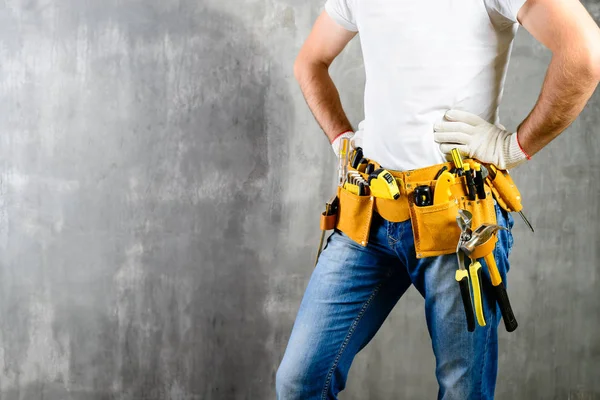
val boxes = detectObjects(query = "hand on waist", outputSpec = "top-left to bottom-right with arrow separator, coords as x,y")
433,109 -> 531,170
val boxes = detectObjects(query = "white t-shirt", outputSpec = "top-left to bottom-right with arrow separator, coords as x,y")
325,0 -> 527,171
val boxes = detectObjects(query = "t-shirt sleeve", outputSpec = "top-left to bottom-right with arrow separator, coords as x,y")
325,0 -> 358,32
485,0 -> 528,26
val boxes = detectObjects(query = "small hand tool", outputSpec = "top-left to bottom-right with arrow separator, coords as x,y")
468,259 -> 486,328
451,148 -> 465,177
358,181 -> 367,196
456,210 -> 476,332
338,138 -> 350,186
461,223 -> 518,332
351,147 -> 364,169
487,165 -> 534,232
433,171 -> 455,204
464,164 -> 477,201
473,162 -> 487,200
434,166 -> 448,180
456,210 -> 486,328
451,148 -> 476,201
368,168 -> 400,200
344,171 -> 370,196
356,158 -> 369,173
315,195 -> 339,265
414,186 -> 433,207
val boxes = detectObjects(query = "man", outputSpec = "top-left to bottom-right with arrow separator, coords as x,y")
277,0 -> 600,398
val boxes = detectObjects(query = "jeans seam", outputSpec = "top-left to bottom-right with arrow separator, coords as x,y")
479,309 -> 493,399
387,221 -> 398,246
321,281 -> 385,399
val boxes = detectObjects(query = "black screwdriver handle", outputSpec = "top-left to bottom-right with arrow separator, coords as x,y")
456,271 -> 475,332
465,170 -> 477,201
493,283 -> 518,332
474,170 -> 486,199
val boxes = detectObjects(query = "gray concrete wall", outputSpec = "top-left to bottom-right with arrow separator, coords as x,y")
0,0 -> 597,399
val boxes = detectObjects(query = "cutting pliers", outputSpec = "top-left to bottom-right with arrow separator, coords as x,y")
455,210 -> 486,332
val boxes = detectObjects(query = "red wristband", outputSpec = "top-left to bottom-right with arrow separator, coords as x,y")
331,130 -> 353,144
516,133 -> 531,160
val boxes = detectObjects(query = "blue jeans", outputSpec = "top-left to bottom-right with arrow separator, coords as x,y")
276,204 -> 514,400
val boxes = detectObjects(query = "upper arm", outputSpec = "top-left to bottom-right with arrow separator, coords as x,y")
518,0 -> 600,67
295,10 -> 358,70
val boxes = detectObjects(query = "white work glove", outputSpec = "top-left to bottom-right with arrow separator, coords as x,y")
331,130 -> 355,158
433,109 -> 530,170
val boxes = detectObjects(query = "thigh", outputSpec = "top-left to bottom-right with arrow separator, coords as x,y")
404,204 -> 513,400
277,218 -> 412,399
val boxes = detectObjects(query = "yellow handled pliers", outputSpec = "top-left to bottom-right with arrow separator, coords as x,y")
456,210 -> 486,332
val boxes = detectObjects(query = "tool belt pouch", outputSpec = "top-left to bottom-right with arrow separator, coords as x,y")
320,211 -> 337,231
409,181 -> 497,259
335,185 -> 375,246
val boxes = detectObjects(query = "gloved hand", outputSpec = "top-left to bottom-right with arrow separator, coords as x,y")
433,110 -> 530,170
331,130 -> 355,158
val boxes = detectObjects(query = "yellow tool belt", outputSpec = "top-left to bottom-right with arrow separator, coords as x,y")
321,158 -> 522,259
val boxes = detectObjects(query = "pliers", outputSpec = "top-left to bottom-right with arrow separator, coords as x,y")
455,210 -> 486,332
460,223 -> 518,332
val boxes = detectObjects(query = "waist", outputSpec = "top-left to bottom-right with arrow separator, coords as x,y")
346,157 -> 481,224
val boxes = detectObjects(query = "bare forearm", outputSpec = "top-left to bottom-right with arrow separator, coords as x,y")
294,62 -> 353,143
517,55 -> 599,156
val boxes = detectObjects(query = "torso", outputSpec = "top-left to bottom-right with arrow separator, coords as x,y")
353,0 -> 519,170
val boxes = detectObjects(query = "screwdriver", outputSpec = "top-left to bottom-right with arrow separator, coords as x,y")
488,165 -> 534,232
451,148 -> 475,200
451,148 -> 465,176
337,138 -> 350,187
464,164 -> 477,201
473,162 -> 486,199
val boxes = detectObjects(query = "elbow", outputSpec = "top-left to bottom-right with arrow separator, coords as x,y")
561,39 -> 600,82
581,39 -> 600,81
293,54 -> 328,82
591,47 -> 600,82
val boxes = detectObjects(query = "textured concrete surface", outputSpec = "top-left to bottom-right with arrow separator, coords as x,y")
0,0 -> 598,399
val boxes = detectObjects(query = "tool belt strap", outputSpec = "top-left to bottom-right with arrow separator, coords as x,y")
335,158 -> 503,258
361,159 -> 460,224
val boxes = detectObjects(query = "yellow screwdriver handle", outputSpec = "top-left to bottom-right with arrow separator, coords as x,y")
469,261 -> 486,327
451,148 -> 464,170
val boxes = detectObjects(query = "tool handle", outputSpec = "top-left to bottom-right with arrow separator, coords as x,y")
474,170 -> 486,199
433,171 -> 455,204
493,282 -> 518,332
490,168 -> 523,213
464,169 -> 477,201
484,254 -> 502,287
469,262 -> 486,327
455,270 -> 475,332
